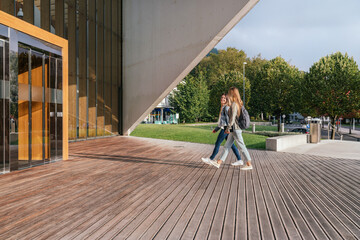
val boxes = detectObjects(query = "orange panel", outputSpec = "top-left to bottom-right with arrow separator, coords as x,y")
31,102 -> 42,160
18,101 -> 29,160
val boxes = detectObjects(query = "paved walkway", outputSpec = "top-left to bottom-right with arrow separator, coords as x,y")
281,140 -> 360,160
0,136 -> 358,239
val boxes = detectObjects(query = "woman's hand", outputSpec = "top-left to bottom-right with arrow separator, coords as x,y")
212,129 -> 216,133
225,130 -> 230,134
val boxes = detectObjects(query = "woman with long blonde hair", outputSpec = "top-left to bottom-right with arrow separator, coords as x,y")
209,87 -> 253,170
201,93 -> 242,165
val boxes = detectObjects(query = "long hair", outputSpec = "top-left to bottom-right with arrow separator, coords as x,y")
218,93 -> 227,118
228,87 -> 243,117
218,93 -> 231,118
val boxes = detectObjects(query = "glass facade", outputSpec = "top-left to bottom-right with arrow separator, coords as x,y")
0,0 -> 122,174
2,1 -> 122,141
0,25 -> 63,173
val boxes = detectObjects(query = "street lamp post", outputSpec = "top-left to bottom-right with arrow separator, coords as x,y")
243,62 -> 247,104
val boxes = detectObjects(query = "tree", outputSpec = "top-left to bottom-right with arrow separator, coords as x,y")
169,72 -> 210,123
303,52 -> 360,139
208,71 -> 251,120
251,57 -> 302,130
188,48 -> 248,120
246,55 -> 268,119
191,47 -> 247,87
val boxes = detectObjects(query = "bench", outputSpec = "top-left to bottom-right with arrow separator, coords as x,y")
266,134 -> 308,151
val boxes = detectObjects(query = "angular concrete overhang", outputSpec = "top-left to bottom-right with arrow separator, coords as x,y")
123,0 -> 259,135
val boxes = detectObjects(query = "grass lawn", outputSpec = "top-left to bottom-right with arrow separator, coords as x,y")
131,124 -> 268,149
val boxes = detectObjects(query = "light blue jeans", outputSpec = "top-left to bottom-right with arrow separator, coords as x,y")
220,129 -> 251,163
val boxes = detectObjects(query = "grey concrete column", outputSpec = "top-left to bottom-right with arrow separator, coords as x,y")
122,0 -> 259,135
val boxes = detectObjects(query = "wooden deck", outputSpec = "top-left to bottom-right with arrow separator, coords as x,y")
0,136 -> 359,239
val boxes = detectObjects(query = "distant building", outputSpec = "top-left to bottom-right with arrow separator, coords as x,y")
289,112 -> 304,122
144,94 -> 178,124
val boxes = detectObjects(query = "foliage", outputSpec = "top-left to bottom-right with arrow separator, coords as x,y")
169,72 -> 210,123
302,52 -> 360,138
249,56 -> 303,122
192,47 -> 247,86
187,48 -> 249,120
246,55 -> 268,118
208,70 -> 251,120
169,47 -> 359,134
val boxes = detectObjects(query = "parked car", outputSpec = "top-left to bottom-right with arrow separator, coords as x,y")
290,128 -> 309,134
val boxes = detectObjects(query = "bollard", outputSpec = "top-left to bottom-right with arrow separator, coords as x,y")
353,118 -> 356,130
281,123 -> 285,133
252,123 -> 255,133
11,121 -> 15,133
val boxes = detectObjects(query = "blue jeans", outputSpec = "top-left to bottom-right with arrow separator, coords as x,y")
210,129 -> 241,160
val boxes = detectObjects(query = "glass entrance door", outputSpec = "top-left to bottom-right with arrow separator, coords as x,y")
0,23 -> 64,174
15,45 -> 63,170
17,46 -> 30,169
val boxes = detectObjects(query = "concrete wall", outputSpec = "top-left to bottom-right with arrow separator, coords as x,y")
266,135 -> 308,152
123,0 -> 259,135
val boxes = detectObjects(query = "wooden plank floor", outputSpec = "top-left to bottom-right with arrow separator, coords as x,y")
0,136 -> 359,240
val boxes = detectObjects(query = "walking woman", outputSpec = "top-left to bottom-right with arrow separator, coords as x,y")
201,94 -> 243,166
209,87 -> 253,170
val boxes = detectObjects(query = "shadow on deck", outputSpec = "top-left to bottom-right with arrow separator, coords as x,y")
0,136 -> 358,239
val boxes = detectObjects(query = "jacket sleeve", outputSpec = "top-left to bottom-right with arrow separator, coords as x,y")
216,105 -> 223,128
226,103 -> 238,132
224,106 -> 230,125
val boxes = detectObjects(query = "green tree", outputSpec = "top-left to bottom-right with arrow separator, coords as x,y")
303,52 -> 360,139
246,55 -> 268,119
169,72 -> 210,123
188,48 -> 248,120
192,47 -> 247,86
208,71 -> 251,120
252,57 -> 302,130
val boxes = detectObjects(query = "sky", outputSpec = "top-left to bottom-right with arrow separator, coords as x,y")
215,0 -> 360,72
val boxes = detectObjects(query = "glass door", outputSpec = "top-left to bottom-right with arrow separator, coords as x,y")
49,57 -> 63,162
30,50 -> 44,166
0,38 -> 10,173
17,46 -> 30,169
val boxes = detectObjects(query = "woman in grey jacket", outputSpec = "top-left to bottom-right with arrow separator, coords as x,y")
209,87 -> 253,170
201,94 -> 242,165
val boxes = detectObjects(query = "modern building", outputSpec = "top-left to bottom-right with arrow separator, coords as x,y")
145,94 -> 178,124
0,0 -> 259,173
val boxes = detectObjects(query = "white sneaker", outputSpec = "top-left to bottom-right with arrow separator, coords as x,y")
241,164 -> 253,170
209,160 -> 220,169
231,160 -> 244,166
201,157 -> 211,165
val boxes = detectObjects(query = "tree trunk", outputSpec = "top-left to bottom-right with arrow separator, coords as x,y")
349,118 -> 352,134
331,117 -> 336,140
277,116 -> 281,132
